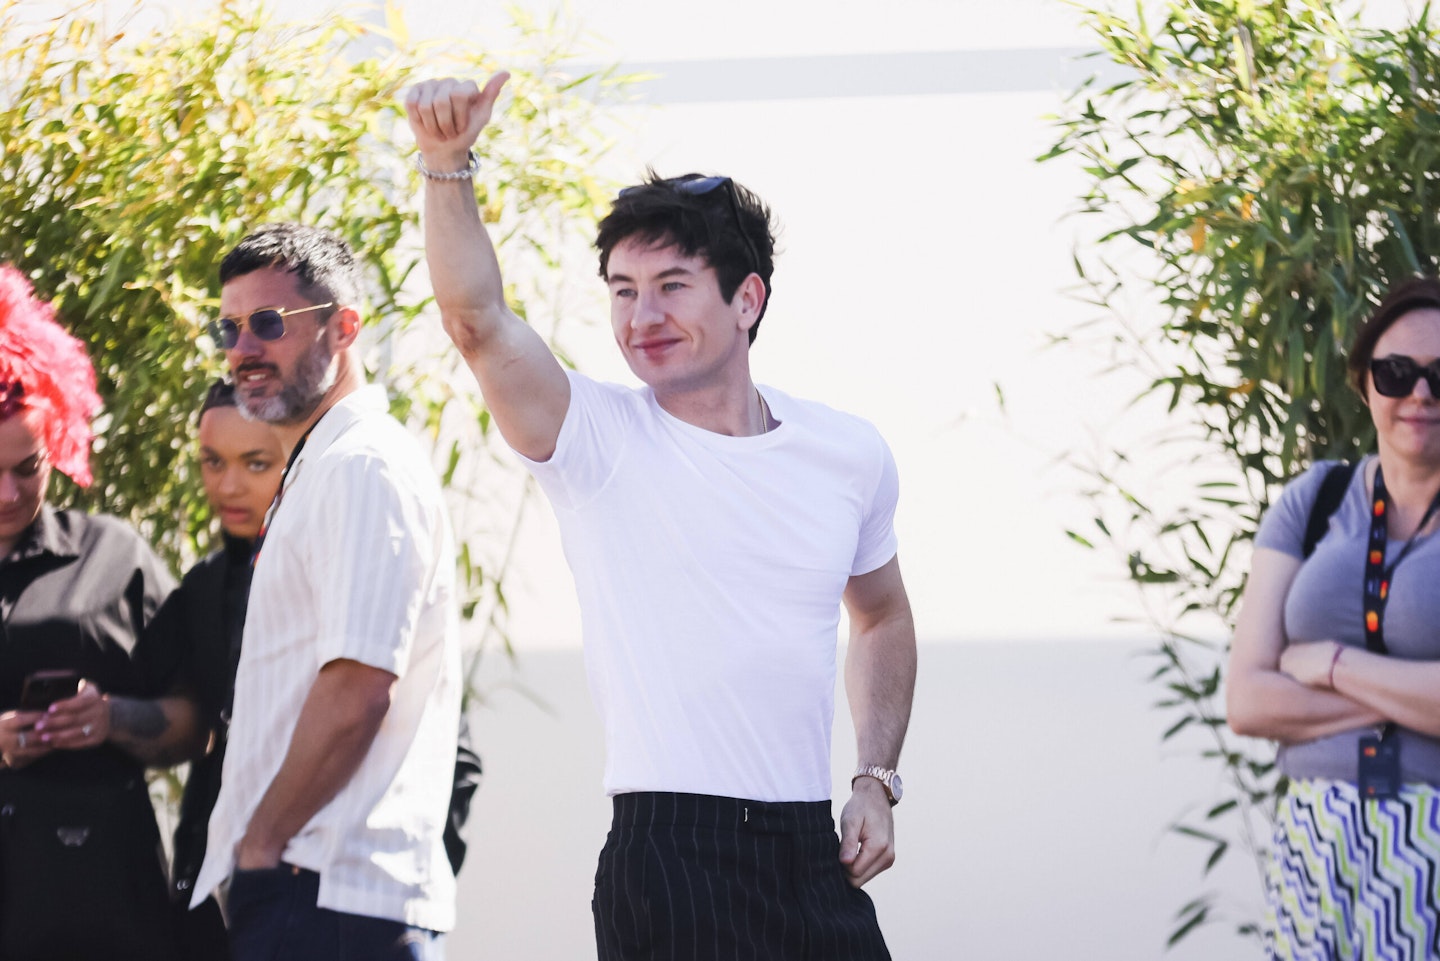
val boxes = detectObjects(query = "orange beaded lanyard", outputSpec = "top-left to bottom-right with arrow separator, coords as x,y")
1361,466 -> 1440,741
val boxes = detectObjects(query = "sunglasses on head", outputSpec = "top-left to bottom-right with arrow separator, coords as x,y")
1370,355 -> 1440,398
620,176 -> 762,277
205,303 -> 333,351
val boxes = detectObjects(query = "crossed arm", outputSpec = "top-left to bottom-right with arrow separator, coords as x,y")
838,555 -> 917,887
1223,546 -> 1440,743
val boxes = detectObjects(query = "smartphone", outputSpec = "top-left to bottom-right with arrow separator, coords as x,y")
18,669 -> 81,710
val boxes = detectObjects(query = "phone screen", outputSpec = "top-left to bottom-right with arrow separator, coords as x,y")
18,670 -> 81,710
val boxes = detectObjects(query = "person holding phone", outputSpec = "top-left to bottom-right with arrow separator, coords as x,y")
0,265 -> 194,960
1228,275 -> 1440,958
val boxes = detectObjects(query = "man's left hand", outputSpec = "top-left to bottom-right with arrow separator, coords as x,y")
234,831 -> 285,871
838,777 -> 896,887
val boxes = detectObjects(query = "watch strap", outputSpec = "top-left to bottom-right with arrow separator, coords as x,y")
851,763 -> 901,806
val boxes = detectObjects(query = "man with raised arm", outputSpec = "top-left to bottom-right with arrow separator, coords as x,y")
188,224 -> 462,961
406,75 -> 916,960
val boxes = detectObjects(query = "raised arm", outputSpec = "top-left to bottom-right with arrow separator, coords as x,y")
405,75 -> 571,462
837,555 -> 917,887
1226,547 -> 1384,743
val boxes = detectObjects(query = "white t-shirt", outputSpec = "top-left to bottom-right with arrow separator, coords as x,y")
193,385 -> 462,933
520,371 -> 899,803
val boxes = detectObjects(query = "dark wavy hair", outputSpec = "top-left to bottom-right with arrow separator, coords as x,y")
220,222 -> 361,308
595,172 -> 778,345
1347,276 -> 1440,397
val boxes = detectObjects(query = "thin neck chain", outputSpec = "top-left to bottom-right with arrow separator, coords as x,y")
756,388 -> 771,434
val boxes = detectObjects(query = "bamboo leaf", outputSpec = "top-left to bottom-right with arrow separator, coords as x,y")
1040,0 -> 1434,944
1168,905 -> 1210,946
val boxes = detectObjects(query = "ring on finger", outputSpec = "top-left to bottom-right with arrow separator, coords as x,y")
82,724 -> 93,738
17,732 -> 25,749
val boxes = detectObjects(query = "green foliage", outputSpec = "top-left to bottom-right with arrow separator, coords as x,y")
1044,0 -> 1440,946
0,0 -> 632,668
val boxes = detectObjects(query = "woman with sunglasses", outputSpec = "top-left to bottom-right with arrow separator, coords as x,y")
1228,275 -> 1440,959
0,265 -> 191,960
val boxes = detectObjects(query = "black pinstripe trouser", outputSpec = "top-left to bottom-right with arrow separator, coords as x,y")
592,792 -> 892,961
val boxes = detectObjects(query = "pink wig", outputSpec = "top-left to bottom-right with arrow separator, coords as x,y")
0,266 -> 100,487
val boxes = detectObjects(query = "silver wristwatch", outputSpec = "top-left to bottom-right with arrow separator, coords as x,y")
851,764 -> 903,806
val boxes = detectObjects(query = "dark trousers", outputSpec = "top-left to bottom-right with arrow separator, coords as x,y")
593,792 -> 892,961
226,865 -> 443,961
176,894 -> 230,961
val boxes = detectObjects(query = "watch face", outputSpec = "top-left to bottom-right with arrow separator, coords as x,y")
889,773 -> 904,802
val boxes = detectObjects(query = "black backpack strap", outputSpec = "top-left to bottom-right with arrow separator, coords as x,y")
1301,461 -> 1356,558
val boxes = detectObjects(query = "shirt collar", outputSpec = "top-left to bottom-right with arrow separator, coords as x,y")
290,384 -> 389,472
7,505 -> 80,565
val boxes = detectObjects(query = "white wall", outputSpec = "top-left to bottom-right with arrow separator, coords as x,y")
396,0 -> 1155,650
457,641 -> 1264,959
409,10 -> 1271,956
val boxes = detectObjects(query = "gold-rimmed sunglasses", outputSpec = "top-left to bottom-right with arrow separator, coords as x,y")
205,302 -> 334,350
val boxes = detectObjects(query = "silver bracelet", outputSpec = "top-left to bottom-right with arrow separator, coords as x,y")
416,150 -> 479,182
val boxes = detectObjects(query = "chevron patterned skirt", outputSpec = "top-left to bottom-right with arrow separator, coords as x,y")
1265,779 -> 1440,961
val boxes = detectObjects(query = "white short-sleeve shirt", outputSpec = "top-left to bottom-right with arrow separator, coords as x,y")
192,385 -> 462,932
518,372 -> 900,803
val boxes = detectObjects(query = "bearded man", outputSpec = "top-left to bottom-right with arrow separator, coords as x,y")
190,224 -> 463,961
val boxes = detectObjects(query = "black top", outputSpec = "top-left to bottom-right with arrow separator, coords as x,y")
164,533 -> 252,899
0,506 -> 178,785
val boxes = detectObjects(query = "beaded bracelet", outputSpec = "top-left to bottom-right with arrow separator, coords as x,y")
416,150 -> 479,182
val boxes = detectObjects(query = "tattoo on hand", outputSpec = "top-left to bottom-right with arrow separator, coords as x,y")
109,698 -> 169,740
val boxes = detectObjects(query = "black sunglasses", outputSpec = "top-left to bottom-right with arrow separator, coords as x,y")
1370,355 -> 1440,398
206,303 -> 334,351
620,176 -> 762,277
